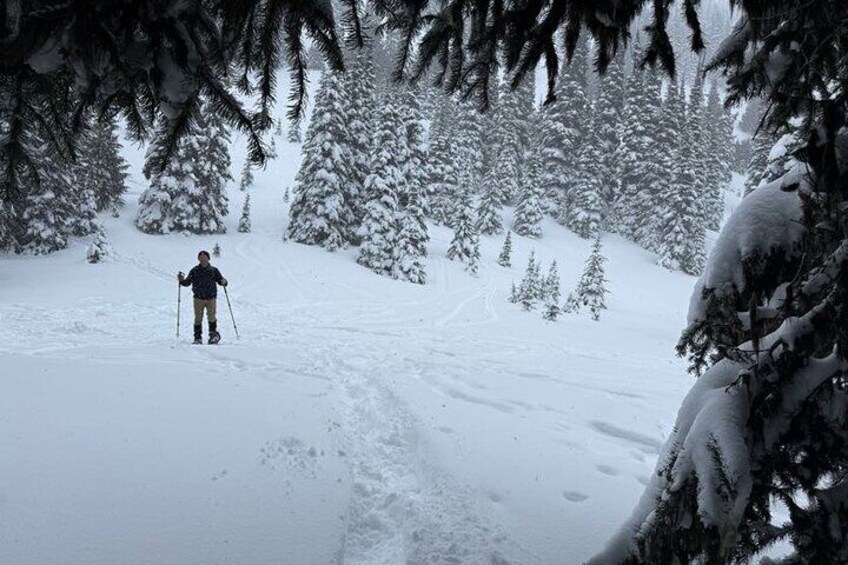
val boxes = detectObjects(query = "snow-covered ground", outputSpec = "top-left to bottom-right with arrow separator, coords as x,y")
1,125 -> 713,564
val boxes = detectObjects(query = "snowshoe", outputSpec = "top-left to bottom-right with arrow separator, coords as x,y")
192,338 -> 203,345
208,332 -> 221,345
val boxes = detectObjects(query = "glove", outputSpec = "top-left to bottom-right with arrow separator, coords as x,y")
221,278 -> 228,287
177,272 -> 184,282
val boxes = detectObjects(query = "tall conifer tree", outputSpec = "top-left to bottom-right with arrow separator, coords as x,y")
287,70 -> 352,249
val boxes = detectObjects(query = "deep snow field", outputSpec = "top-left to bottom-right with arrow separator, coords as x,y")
0,116 -> 739,564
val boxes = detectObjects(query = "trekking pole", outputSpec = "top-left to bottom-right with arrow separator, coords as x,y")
176,279 -> 182,338
223,285 -> 240,339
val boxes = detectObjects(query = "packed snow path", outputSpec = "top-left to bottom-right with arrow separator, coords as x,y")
0,137 -> 703,564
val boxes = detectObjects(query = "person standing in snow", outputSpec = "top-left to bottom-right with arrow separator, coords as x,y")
178,250 -> 228,344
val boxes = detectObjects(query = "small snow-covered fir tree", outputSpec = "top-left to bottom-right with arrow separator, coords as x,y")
171,108 -> 231,234
283,186 -> 290,203
86,228 -> 111,263
76,117 -> 129,216
566,237 -> 608,321
567,110 -> 604,239
358,94 -> 405,277
497,231 -> 513,267
18,164 -> 74,254
594,56 -> 626,209
612,42 -> 663,240
238,160 -> 254,192
704,80 -> 734,228
454,100 -> 485,193
396,86 -> 430,284
136,160 -> 178,234
267,135 -> 278,160
477,184 -> 504,235
137,100 -> 230,235
509,281 -> 519,303
513,134 -> 546,238
489,80 -> 526,205
542,261 -> 562,321
517,250 -> 543,310
287,70 -> 353,250
287,122 -> 302,143
686,72 -> 718,233
238,194 -> 251,233
540,35 -> 589,224
212,242 -> 221,257
446,188 -> 481,275
68,176 -> 99,238
395,183 -> 428,284
401,85 -> 428,213
427,97 -> 460,225
656,81 -> 706,276
344,36 -> 377,226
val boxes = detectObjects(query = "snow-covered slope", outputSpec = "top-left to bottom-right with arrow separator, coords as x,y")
1,123 -> 702,564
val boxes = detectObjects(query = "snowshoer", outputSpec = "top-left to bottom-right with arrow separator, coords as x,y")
178,250 -> 228,344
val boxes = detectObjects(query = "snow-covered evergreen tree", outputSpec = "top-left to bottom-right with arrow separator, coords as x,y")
395,182 -> 428,284
497,231 -> 513,267
566,237 -> 608,321
86,228 -> 111,263
238,160 -> 254,192
18,160 -> 75,254
287,121 -> 302,143
477,184 -> 504,236
238,194 -> 251,233
401,85 -> 428,212
517,250 -> 543,310
656,81 -> 706,275
489,79 -> 528,205
171,108 -> 231,233
357,94 -> 405,277
68,179 -> 98,238
446,188 -> 481,275
566,110 -> 604,239
287,70 -> 353,249
704,79 -> 734,228
454,100 -> 485,194
542,261 -> 562,321
594,55 -> 626,210
267,135 -> 278,160
76,117 -> 129,216
513,133 -> 546,238
509,281 -> 519,303
686,71 -> 717,232
343,36 -> 377,227
612,42 -> 663,240
427,97 -> 460,225
1,123 -> 99,254
137,101 -> 230,235
540,35 -> 589,224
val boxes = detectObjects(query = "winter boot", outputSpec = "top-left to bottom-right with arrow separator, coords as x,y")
208,320 -> 221,344
193,324 -> 203,345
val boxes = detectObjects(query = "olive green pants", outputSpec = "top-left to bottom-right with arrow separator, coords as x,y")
193,298 -> 217,325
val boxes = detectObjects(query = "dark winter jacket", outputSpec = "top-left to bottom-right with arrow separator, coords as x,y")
181,264 -> 225,299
